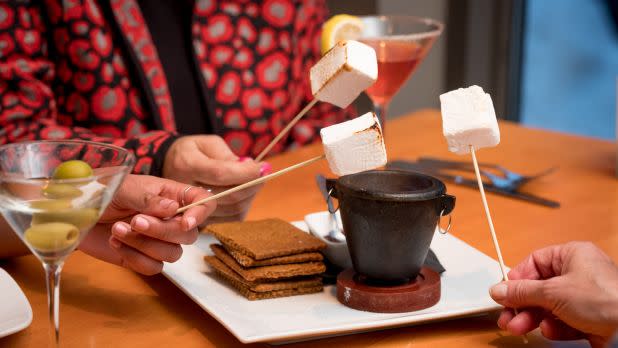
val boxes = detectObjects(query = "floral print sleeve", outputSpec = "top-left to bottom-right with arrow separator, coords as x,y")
287,0 -> 356,150
0,1 -> 177,176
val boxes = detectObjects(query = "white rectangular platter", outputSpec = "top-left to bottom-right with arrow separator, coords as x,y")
162,222 -> 503,344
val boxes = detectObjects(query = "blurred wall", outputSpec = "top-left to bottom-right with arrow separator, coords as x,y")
520,0 -> 617,140
327,0 -> 447,119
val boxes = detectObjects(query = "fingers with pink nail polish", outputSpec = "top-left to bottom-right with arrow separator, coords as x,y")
260,162 -> 272,176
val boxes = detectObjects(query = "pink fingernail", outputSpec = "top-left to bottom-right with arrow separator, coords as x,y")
109,237 -> 121,249
260,162 -> 272,177
239,156 -> 252,162
133,216 -> 149,231
185,216 -> 197,230
113,223 -> 129,238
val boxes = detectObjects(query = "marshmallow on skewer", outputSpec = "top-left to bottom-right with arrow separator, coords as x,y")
439,86 -> 527,343
311,40 -> 378,108
179,113 -> 387,213
439,85 -> 500,155
255,40 -> 377,161
320,111 -> 387,176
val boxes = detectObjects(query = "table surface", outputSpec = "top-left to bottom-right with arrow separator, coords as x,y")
1,109 -> 616,348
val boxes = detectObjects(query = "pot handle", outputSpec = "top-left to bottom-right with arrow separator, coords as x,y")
438,194 -> 456,234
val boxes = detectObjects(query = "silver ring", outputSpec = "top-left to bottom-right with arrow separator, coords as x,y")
181,185 -> 195,207
438,209 -> 452,234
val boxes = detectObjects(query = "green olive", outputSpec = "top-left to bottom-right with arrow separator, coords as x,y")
42,183 -> 83,199
32,208 -> 99,230
29,199 -> 72,211
24,222 -> 79,252
52,160 -> 93,180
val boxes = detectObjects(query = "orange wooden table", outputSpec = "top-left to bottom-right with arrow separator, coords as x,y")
1,109 -> 616,347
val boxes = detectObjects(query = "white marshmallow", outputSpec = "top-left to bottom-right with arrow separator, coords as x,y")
320,112 -> 387,176
310,40 -> 377,108
439,85 -> 500,155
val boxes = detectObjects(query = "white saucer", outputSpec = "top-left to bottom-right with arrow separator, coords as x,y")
304,211 -> 352,269
0,267 -> 32,338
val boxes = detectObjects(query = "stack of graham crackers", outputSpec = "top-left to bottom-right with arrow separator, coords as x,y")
205,219 -> 327,300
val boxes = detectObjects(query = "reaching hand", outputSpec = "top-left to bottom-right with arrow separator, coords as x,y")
162,135 -> 270,223
489,242 -> 618,347
78,174 -> 215,275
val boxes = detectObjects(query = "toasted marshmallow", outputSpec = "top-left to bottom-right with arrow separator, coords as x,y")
320,112 -> 387,176
439,85 -> 500,155
310,40 -> 377,108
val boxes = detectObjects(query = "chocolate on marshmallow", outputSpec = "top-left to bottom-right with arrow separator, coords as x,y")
320,112 -> 387,176
310,40 -> 378,109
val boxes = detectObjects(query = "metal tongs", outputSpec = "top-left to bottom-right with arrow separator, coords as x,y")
387,157 -> 560,208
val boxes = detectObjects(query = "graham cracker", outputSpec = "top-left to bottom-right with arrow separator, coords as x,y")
204,256 -> 322,293
224,245 -> 323,267
210,244 -> 325,282
206,219 -> 326,260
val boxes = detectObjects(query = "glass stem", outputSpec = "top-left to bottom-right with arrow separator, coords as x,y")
43,261 -> 63,348
372,102 -> 389,131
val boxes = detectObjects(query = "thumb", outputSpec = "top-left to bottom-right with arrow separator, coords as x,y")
490,280 -> 551,309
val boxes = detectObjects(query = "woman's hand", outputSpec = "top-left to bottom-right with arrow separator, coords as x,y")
78,175 -> 216,275
489,241 -> 618,347
162,135 -> 271,223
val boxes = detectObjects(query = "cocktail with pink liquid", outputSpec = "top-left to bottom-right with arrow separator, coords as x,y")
358,16 -> 443,130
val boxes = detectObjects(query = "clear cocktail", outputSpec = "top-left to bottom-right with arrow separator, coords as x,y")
0,141 -> 134,347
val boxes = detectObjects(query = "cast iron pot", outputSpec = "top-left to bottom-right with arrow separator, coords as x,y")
327,170 -> 455,285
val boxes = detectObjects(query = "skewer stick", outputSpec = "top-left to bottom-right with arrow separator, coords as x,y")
177,154 -> 325,213
255,99 -> 319,161
469,145 -> 528,344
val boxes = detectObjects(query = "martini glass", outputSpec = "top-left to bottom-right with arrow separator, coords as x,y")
358,15 -> 443,131
0,140 -> 134,347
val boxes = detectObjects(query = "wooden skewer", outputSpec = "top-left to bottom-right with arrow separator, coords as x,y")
469,145 -> 528,344
255,98 -> 319,161
176,154 -> 325,213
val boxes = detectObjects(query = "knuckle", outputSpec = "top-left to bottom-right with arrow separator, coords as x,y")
171,154 -> 183,170
179,154 -> 192,170
131,234 -> 149,250
140,192 -> 155,210
567,240 -> 594,251
510,282 -> 527,304
579,241 -> 597,251
159,228 -> 175,243
209,166 -> 227,183
541,278 -> 560,301
509,280 -> 544,307
211,135 -> 225,144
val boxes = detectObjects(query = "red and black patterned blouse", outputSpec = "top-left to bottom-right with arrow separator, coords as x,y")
0,0 -> 354,175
